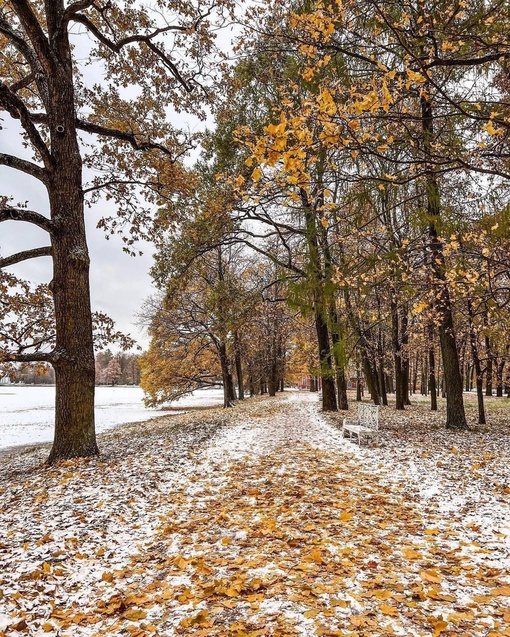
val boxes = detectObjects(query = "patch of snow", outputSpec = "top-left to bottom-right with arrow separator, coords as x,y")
0,385 -> 224,449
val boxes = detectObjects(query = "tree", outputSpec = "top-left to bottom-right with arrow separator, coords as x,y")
0,1 -> 232,462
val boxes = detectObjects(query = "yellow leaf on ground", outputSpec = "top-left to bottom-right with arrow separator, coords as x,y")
420,569 -> 443,584
122,609 -> 147,621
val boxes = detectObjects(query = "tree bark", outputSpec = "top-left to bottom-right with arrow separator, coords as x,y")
315,311 -> 337,411
219,342 -> 235,407
392,299 -> 405,410
421,91 -> 467,429
485,334 -> 493,396
496,358 -> 505,398
329,306 -> 348,410
428,325 -> 438,411
466,299 -> 486,424
233,331 -> 244,400
46,15 -> 97,463
362,349 -> 381,405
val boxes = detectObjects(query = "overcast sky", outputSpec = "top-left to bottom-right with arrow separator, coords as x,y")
0,11 -> 235,352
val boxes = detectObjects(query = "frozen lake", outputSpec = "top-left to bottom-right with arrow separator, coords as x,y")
0,385 -> 225,450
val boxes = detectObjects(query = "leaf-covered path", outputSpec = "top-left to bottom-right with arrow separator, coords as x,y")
1,392 -> 509,637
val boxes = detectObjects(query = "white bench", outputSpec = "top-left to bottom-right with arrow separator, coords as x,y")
342,403 -> 379,445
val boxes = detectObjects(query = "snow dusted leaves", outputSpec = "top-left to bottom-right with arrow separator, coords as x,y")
0,393 -> 509,636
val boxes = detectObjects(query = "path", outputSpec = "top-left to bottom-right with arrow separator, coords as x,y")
0,392 -> 509,637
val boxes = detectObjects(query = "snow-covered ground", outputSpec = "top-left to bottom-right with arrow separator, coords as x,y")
0,385 -> 225,450
0,391 -> 508,637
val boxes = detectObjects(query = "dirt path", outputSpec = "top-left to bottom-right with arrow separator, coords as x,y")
0,392 -> 509,636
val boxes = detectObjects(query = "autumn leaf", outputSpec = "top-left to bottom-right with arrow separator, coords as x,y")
420,569 -> 443,584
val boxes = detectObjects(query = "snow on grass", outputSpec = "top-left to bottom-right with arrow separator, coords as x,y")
0,386 -> 225,450
0,391 -> 509,637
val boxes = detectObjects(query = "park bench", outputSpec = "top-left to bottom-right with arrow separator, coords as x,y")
342,403 -> 379,445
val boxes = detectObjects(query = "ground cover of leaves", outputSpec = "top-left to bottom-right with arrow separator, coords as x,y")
0,391 -> 509,637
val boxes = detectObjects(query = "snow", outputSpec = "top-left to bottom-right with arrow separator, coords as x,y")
0,385 -> 225,449
0,391 -> 509,637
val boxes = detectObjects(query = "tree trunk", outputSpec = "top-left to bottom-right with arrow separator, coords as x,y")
377,360 -> 388,406
329,305 -> 348,410
47,52 -> 98,463
392,300 -> 405,410
465,362 -> 472,392
428,325 -> 438,411
315,311 -> 337,411
485,335 -> 493,396
412,353 -> 419,395
362,349 -> 381,405
402,311 -> 411,406
356,368 -> 362,401
233,332 -> 244,401
219,342 -> 235,408
421,91 -> 467,429
467,299 -> 486,424
496,358 -> 505,397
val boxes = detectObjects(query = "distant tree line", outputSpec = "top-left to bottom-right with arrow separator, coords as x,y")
95,351 -> 141,386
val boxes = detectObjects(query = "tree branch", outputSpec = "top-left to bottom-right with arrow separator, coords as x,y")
8,0 -> 55,72
63,0 -> 95,18
1,351 -> 55,363
0,14 -> 39,70
69,13 -> 194,92
425,50 -> 510,70
0,153 -> 48,184
0,82 -> 52,167
9,72 -> 36,93
0,246 -> 52,269
75,118 -> 178,156
0,207 -> 55,234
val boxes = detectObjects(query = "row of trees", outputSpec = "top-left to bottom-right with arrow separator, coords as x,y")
2,351 -> 141,386
1,0 -> 509,461
95,350 -> 141,386
141,0 -> 510,427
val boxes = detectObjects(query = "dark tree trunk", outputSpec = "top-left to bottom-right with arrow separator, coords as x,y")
219,342 -> 235,408
496,358 -> 505,398
465,363 -> 472,392
421,92 -> 467,429
315,311 -> 337,411
356,368 -> 362,401
412,354 -> 419,395
47,33 -> 98,463
377,360 -> 388,406
392,300 -> 405,410
337,368 -> 349,410
362,350 -> 381,405
300,187 -> 337,412
428,325 -> 438,411
400,309 -> 411,406
329,305 -> 348,410
485,335 -> 493,396
233,332 -> 244,401
268,352 -> 278,397
467,299 -> 486,424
